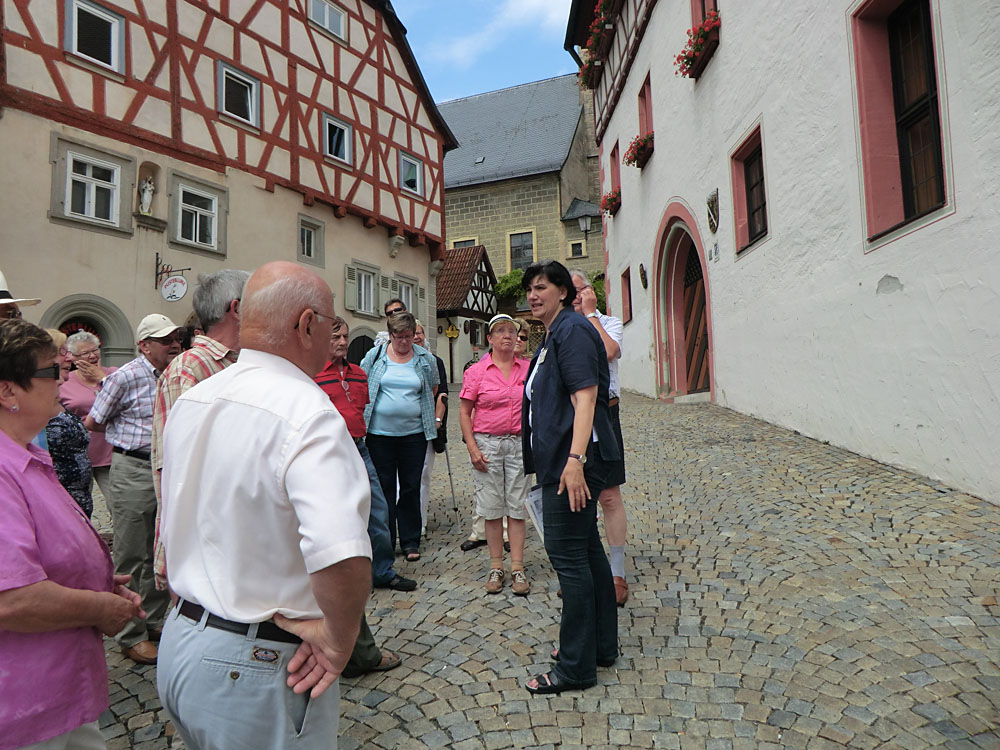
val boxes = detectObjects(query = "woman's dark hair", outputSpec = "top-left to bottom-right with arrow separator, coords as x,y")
0,319 -> 56,390
521,260 -> 574,308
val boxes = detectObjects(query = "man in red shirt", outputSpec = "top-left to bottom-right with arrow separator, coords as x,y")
314,317 -> 413,676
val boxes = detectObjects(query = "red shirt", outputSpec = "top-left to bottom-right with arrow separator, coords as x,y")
314,360 -> 370,438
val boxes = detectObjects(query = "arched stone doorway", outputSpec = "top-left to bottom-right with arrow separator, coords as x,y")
347,326 -> 377,365
39,294 -> 134,367
652,201 -> 715,400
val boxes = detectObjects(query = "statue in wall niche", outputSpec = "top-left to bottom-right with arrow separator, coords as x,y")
138,177 -> 155,215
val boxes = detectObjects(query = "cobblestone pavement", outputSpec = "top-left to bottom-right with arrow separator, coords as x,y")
92,392 -> 1000,749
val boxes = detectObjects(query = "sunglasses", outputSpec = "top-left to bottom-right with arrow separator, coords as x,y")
33,364 -> 62,380
1,307 -> 23,320
518,335 -> 529,342
386,308 -> 405,316
340,379 -> 352,402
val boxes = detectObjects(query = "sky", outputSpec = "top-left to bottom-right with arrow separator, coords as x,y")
392,0 -> 578,104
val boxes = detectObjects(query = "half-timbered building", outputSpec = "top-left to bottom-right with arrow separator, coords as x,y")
0,0 -> 456,362
433,244 -> 497,381
565,0 -> 1000,500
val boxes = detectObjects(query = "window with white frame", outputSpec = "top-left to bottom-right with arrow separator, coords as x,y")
356,268 -> 375,314
66,153 -> 119,224
178,186 -> 217,249
322,114 -> 353,165
217,63 -> 260,127
398,280 -> 414,313
297,216 -> 324,267
399,153 -> 424,196
309,0 -> 347,41
66,0 -> 124,73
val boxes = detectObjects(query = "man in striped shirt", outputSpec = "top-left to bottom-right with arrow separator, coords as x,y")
151,269 -> 250,593
85,312 -> 182,664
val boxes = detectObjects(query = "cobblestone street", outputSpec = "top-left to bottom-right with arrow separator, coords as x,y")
93,391 -> 1000,749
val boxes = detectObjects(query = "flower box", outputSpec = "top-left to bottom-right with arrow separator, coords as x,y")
601,188 -> 621,217
623,131 -> 654,169
674,10 -> 721,80
596,23 -> 615,59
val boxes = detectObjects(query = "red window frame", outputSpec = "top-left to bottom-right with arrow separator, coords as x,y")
638,74 -> 653,135
620,267 -> 633,324
729,125 -> 768,253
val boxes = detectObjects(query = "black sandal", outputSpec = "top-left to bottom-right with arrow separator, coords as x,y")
404,548 -> 420,561
525,671 -> 595,695
550,648 -> 616,668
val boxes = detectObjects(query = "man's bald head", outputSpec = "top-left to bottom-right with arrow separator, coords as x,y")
240,262 -> 335,375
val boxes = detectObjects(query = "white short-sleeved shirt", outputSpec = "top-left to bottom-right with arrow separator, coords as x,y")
161,349 -> 372,622
597,311 -> 624,398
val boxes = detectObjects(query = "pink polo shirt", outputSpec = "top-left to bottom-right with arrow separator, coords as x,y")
459,353 -> 529,435
60,368 -> 118,469
0,429 -> 114,749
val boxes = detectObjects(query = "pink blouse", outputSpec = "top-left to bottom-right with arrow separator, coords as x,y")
459,353 -> 529,435
60,368 -> 117,468
0,430 -> 114,748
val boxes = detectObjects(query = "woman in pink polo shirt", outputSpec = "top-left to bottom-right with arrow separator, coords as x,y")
459,314 -> 532,596
0,319 -> 144,750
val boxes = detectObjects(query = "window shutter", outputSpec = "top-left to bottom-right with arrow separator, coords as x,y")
376,273 -> 390,314
418,284 -> 427,323
344,264 -> 357,311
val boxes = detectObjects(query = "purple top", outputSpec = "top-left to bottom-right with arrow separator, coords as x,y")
0,429 -> 114,749
60,368 -> 118,468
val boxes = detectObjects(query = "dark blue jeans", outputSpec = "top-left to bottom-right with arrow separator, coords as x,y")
542,454 -> 618,684
357,441 -> 397,585
365,432 -> 427,553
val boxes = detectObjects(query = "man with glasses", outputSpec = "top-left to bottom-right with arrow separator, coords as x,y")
569,269 -> 630,607
0,267 -> 40,320
150,270 -> 250,592
85,313 -> 182,663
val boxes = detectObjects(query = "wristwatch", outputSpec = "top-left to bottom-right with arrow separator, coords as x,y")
568,452 -> 587,465
586,312 -> 599,319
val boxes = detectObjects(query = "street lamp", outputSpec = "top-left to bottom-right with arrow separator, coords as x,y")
577,215 -> 592,241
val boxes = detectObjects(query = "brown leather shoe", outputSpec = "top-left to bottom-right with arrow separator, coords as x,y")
613,576 -> 629,607
122,640 -> 158,664
148,627 -> 163,643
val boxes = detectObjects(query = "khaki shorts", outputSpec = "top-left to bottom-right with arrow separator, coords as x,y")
472,433 -> 529,520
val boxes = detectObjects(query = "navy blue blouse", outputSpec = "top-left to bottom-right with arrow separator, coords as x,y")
521,307 -> 620,484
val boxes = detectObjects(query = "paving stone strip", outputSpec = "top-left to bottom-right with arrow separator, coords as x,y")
92,393 -> 1000,748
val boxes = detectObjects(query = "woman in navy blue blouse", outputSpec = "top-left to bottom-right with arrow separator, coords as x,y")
520,261 -> 620,694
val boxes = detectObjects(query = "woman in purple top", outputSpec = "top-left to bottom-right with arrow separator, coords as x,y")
0,320 -> 145,750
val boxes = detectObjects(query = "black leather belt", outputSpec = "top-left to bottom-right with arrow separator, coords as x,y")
112,446 -> 151,461
178,601 -> 301,644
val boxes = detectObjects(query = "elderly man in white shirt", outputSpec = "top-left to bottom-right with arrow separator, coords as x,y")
157,261 -> 372,750
570,269 -> 630,607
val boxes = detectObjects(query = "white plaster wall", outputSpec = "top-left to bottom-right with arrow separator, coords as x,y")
0,110 -> 434,353
601,1 -> 1000,501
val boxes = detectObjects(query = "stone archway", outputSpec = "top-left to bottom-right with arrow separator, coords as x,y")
39,294 -> 134,367
652,201 -> 715,401
347,325 -> 377,365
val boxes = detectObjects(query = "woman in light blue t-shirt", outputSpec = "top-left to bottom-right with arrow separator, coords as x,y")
360,312 -> 438,561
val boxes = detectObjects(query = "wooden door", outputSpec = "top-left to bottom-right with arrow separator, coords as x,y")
683,247 -> 710,393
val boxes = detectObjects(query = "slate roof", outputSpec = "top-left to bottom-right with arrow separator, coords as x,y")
436,245 -> 496,315
439,75 -> 583,189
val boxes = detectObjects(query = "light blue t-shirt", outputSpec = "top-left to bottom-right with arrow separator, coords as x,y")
368,360 -> 424,436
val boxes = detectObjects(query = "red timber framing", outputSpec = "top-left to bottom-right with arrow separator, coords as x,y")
0,0 -> 457,254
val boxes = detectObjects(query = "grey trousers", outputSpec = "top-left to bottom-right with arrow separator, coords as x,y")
107,452 -> 170,646
16,722 -> 104,750
157,606 -> 340,750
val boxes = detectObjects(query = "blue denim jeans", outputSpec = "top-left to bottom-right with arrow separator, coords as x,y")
542,453 -> 618,684
358,442 -> 397,586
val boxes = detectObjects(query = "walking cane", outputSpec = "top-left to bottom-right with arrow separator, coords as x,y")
444,444 -> 458,513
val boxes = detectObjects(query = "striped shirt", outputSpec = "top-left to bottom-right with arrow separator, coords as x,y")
88,355 -> 158,451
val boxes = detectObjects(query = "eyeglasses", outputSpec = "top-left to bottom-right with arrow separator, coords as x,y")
149,334 -> 182,345
390,332 -> 414,341
33,364 -> 62,380
1,307 -> 22,320
294,309 -> 336,330
386,307 -> 405,316
340,378 -> 352,402
574,285 -> 592,295
73,347 -> 101,358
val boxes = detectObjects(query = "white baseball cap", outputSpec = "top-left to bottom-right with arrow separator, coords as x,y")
136,313 -> 180,342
